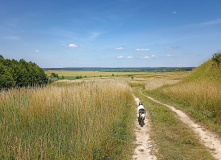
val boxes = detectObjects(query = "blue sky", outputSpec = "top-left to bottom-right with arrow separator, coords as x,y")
1,0 -> 221,68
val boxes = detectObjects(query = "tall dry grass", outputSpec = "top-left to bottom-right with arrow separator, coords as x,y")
160,80 -> 221,122
0,80 -> 135,159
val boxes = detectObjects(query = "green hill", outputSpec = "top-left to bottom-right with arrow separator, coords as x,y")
184,55 -> 221,83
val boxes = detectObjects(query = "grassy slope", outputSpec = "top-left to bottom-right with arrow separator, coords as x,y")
147,59 -> 221,136
184,60 -> 221,82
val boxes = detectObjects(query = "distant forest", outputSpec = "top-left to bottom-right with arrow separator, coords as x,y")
0,55 -> 48,90
44,67 -> 195,72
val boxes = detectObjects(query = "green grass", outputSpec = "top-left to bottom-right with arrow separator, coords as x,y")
184,60 -> 221,82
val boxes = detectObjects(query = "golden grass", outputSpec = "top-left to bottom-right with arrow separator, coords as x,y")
128,71 -> 190,90
142,68 -> 221,135
0,79 -> 135,159
161,80 -> 221,122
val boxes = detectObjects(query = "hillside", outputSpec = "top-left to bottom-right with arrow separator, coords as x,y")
184,59 -> 221,82
147,53 -> 221,136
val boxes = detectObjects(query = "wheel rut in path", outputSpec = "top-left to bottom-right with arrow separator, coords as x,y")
147,95 -> 221,160
132,97 -> 157,160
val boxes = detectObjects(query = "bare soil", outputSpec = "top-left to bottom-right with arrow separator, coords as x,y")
147,96 -> 221,160
132,97 -> 157,160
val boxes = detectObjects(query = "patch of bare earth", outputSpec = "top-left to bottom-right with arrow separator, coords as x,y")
132,98 -> 157,160
147,96 -> 221,160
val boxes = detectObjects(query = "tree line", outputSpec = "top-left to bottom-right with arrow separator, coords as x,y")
0,55 -> 48,90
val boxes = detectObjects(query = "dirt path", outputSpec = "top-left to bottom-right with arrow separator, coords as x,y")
147,96 -> 221,160
132,97 -> 157,160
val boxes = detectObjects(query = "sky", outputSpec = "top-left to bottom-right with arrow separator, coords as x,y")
1,0 -> 221,68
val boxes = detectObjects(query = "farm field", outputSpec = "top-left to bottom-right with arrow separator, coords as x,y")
45,70 -> 191,80
45,70 -> 152,79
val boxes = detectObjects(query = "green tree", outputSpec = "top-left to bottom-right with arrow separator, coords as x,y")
0,63 -> 15,90
0,55 -> 48,88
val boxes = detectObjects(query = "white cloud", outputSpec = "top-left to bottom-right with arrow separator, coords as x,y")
34,50 -> 39,53
87,31 -> 105,41
68,44 -> 78,48
117,56 -> 124,59
166,46 -> 180,50
136,48 -> 150,51
127,56 -> 133,59
167,55 -> 172,57
199,18 -> 221,26
115,47 -> 124,50
5,36 -> 20,40
172,11 -> 177,14
89,32 -> 101,40
186,18 -> 221,28
141,55 -> 155,59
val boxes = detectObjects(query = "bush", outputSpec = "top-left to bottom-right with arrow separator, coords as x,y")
75,75 -> 83,79
212,53 -> 221,67
51,72 -> 59,78
48,72 -> 60,84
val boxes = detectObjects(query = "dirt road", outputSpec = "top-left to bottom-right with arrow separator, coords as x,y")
132,97 -> 157,160
147,96 -> 221,160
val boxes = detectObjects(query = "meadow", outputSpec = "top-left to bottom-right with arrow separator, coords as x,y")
1,64 -> 221,159
0,80 -> 135,159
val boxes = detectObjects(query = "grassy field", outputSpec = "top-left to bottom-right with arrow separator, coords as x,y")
0,80 -> 135,159
45,70 -> 153,80
1,64 -> 221,159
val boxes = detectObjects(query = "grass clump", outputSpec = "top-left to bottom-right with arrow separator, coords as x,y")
0,80 -> 135,159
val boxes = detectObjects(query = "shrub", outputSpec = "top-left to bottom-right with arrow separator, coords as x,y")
75,75 -> 82,79
212,53 -> 221,67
